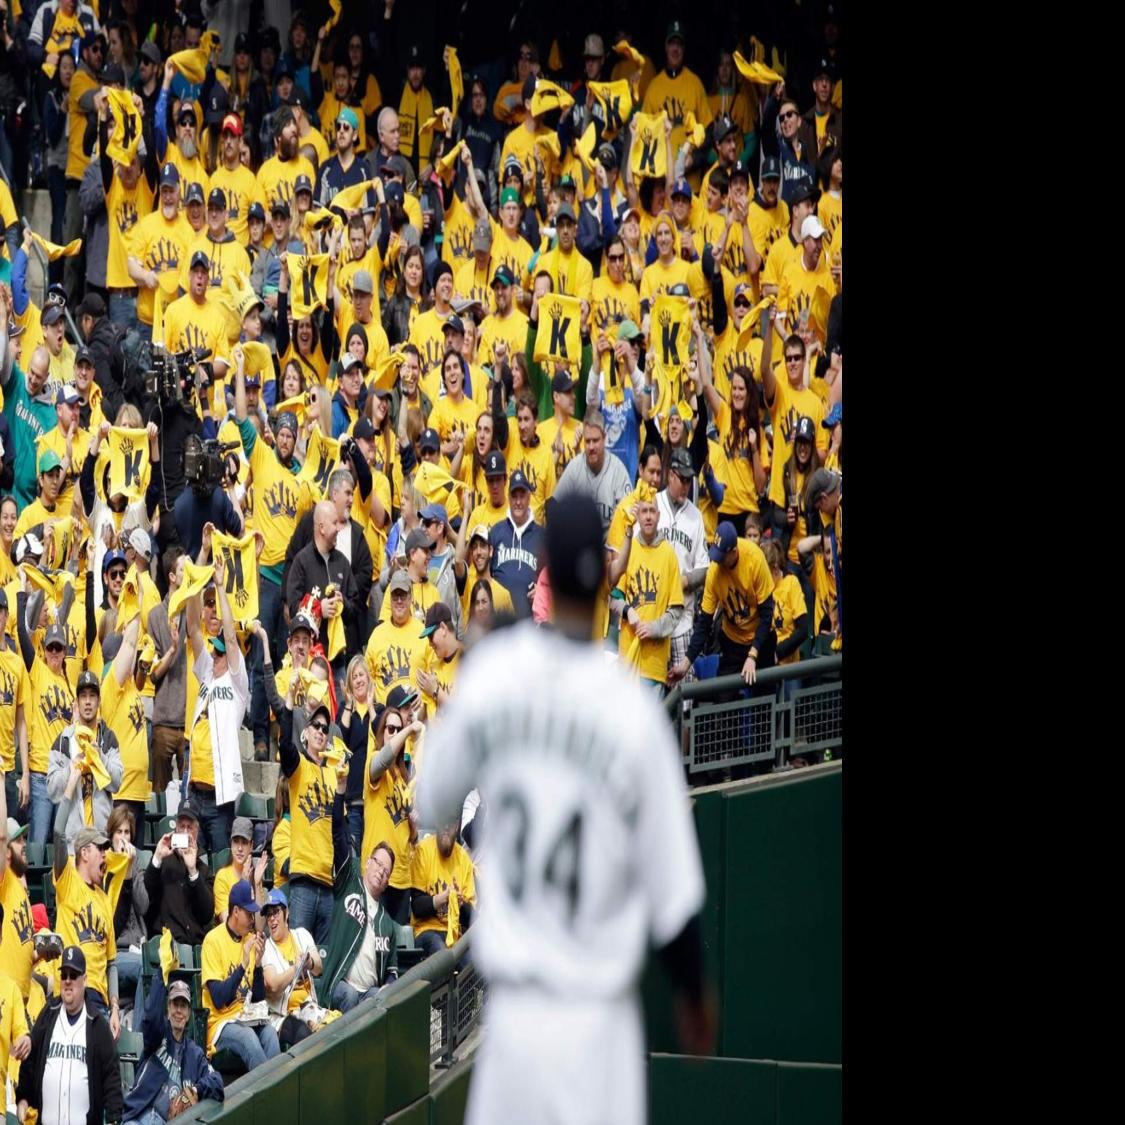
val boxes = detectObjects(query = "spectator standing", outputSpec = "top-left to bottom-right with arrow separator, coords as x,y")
551,410 -> 632,534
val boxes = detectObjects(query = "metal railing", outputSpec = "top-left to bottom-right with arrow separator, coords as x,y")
664,655 -> 843,774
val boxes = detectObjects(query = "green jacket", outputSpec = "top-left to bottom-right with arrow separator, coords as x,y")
319,792 -> 400,1000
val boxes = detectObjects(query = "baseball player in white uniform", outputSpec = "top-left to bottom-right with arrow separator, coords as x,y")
416,494 -> 714,1125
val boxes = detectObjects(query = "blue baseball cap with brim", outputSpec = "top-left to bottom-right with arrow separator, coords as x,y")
228,879 -> 259,913
708,521 -> 738,562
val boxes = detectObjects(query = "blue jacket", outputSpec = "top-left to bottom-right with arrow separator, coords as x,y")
122,971 -> 224,1121
489,516 -> 545,619
761,95 -> 817,205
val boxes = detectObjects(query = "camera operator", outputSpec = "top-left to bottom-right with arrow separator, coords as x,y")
170,432 -> 244,562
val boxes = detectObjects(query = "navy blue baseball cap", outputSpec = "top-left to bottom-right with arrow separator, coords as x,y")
419,428 -> 441,453
62,946 -> 87,974
509,469 -> 531,494
670,177 -> 692,200
247,201 -> 266,222
483,450 -> 506,478
228,879 -> 259,913
708,521 -> 738,562
760,156 -> 781,181
491,264 -> 516,288
159,162 -> 180,188
101,549 -> 127,573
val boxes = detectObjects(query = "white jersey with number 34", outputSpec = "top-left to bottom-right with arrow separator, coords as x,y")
415,622 -> 705,1000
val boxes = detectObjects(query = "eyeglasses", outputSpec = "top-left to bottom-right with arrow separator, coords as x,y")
309,720 -> 329,734
107,569 -> 126,580
607,253 -> 625,262
60,969 -> 83,982
89,44 -> 104,54
335,123 -> 351,132
784,354 -> 804,364
778,110 -> 798,121
734,300 -> 751,309
385,724 -> 403,735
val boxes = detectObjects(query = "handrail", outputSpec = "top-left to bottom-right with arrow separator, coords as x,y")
664,654 -> 842,714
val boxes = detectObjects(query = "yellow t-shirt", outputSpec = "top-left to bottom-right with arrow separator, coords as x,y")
408,307 -> 451,378
28,662 -> 74,774
0,646 -> 27,773
491,228 -> 534,291
271,816 -> 291,888
409,835 -> 475,939
161,294 -> 230,371
818,191 -> 842,257
503,432 -> 556,524
209,163 -> 262,245
66,68 -> 99,181
165,141 -> 208,205
712,398 -> 768,517
272,930 -> 310,1012
459,573 -> 514,622
213,863 -> 239,919
297,126 -> 329,170
126,208 -> 194,325
54,861 -> 115,1003
476,308 -> 529,369
179,232 -> 253,312
105,175 -> 154,289
0,973 -> 29,1089
590,275 -> 641,336
747,198 -> 791,293
34,424 -> 90,515
440,192 -> 478,269
761,230 -> 800,294
336,246 -> 384,323
0,868 -> 34,999
772,573 -> 806,665
188,685 -> 215,788
100,670 -> 152,802
641,66 -> 713,157
429,391 -> 479,446
536,415 -> 583,480
712,321 -> 767,393
777,253 -> 835,344
256,153 -> 316,213
639,256 -> 692,306
245,432 -> 301,568
700,538 -> 774,646
412,644 -> 460,707
201,922 -> 254,1054
453,256 -> 497,315
318,94 -> 368,152
499,123 -> 556,207
765,377 -> 829,508
619,536 -> 684,682
534,244 -> 593,302
287,755 -> 337,887
362,755 -> 414,889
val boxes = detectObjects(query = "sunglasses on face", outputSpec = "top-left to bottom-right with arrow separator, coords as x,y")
385,724 -> 403,735
785,354 -> 804,363
779,110 -> 798,121
108,569 -> 126,580
607,253 -> 625,262
60,969 -> 83,982
309,720 -> 329,734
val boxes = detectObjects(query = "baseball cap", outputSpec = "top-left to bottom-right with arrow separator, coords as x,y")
805,468 -> 841,509
666,20 -> 685,43
760,155 -> 782,181
491,264 -> 516,288
379,155 -> 413,182
420,503 -> 450,528
582,33 -> 605,58
270,198 -> 291,217
733,282 -> 753,305
74,344 -> 93,366
551,370 -> 575,394
101,62 -> 125,86
546,494 -> 604,601
670,177 -> 692,200
264,888 -> 289,911
669,448 -> 694,479
228,880 -> 260,913
419,601 -> 452,639
205,86 -> 229,126
76,292 -> 106,318
207,186 -> 227,211
234,31 -> 252,53
471,217 -> 493,251
38,448 -> 63,473
616,318 -> 643,342
189,249 -> 210,271
184,182 -> 205,205
728,160 -> 751,183
468,522 -> 491,544
167,980 -> 192,1003
387,570 -> 412,596
55,384 -> 80,407
76,669 -> 101,696
509,469 -> 531,494
221,113 -> 243,136
6,817 -> 27,843
406,43 -> 423,65
352,269 -> 374,294
799,214 -> 828,240
102,549 -> 127,573
794,416 -> 817,443
74,825 -> 110,852
159,162 -> 180,188
708,521 -> 738,562
405,527 -> 435,554
337,106 -> 359,131
46,283 -> 68,308
294,174 -> 313,196
813,56 -> 836,80
62,946 -> 87,975
274,56 -> 294,81
177,104 -> 197,125
139,40 -> 162,66
790,182 -> 821,208
384,181 -> 405,206
596,142 -> 618,169
44,622 -> 67,650
288,611 -> 317,637
418,428 -> 441,454
713,115 -> 738,144
338,353 -> 364,377
353,417 -> 376,442
230,816 -> 254,842
483,450 -> 506,478
441,314 -> 465,337
41,304 -> 64,327
247,201 -> 266,222
386,683 -> 420,710
175,799 -> 201,825
499,186 -> 521,208
555,202 -> 577,224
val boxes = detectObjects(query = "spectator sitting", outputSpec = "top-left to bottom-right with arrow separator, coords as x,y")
121,974 -> 224,1124
213,817 -> 269,924
143,801 -> 215,947
410,822 -> 476,958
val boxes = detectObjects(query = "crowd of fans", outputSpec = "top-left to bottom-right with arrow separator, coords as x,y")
0,0 -> 843,1120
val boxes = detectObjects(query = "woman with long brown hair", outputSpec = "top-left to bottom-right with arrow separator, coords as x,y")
382,244 -> 426,346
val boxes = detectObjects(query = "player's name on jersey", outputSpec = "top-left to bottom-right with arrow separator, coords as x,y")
463,708 -> 636,820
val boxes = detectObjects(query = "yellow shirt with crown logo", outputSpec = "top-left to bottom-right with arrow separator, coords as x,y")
54,860 -> 115,1003
286,753 -> 338,886
365,616 -> 427,704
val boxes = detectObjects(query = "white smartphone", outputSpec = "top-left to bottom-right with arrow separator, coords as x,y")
171,833 -> 190,850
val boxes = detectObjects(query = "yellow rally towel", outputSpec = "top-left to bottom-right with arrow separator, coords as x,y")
413,459 -> 467,506
159,927 -> 180,983
436,140 -> 465,177
735,296 -> 775,352
535,132 -> 561,162
372,349 -> 405,392
29,231 -> 82,260
304,207 -> 341,232
325,0 -> 342,32
114,568 -> 142,630
323,733 -> 349,769
330,178 -> 379,213
23,563 -> 57,602
630,112 -> 667,179
290,252 -> 330,319
274,393 -> 310,423
240,340 -> 273,380
200,29 -> 221,57
529,79 -> 573,118
446,47 -> 463,119
420,109 -> 449,133
103,849 -> 132,916
167,561 -> 216,620
533,293 -> 583,364
574,120 -> 597,173
74,726 -> 113,791
733,50 -> 783,85
137,632 -> 157,667
603,351 -> 625,408
103,427 -> 151,503
588,80 -> 634,137
106,88 -> 143,165
683,111 -> 706,149
446,888 -> 460,948
613,39 -> 645,69
211,530 -> 260,621
169,47 -> 208,85
298,427 -> 340,499
651,293 -> 692,377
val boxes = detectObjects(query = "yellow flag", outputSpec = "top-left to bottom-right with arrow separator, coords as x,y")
683,111 -> 706,149
529,80 -> 573,118
651,293 -> 692,376
106,88 -> 143,165
167,561 -> 215,620
733,50 -> 783,85
102,427 -> 151,504
116,570 -> 142,629
735,297 -> 774,352
533,293 -> 583,364
212,530 -> 260,621
612,39 -> 646,69
290,252 -> 330,319
575,121 -> 597,172
168,47 -> 208,85
413,459 -> 467,506
325,0 -> 342,31
304,207 -> 340,232
299,427 -> 341,500
630,112 -> 667,179
330,178 -> 378,213
587,79 -> 634,137
372,349 -> 405,391
436,140 -> 465,176
447,46 -> 463,119
29,230 -> 82,260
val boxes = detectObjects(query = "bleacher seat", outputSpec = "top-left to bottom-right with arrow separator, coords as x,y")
116,1028 -> 144,1089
